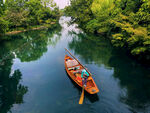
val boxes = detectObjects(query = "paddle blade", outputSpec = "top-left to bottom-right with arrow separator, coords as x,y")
79,87 -> 84,104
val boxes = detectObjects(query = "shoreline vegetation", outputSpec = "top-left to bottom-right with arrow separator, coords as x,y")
65,0 -> 150,64
0,22 -> 56,36
0,0 -> 60,38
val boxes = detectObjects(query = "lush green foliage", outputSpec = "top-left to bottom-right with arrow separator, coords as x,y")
65,0 -> 93,29
0,0 -> 5,15
0,0 -> 60,35
65,0 -> 150,61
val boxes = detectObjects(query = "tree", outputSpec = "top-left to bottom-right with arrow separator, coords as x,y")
65,0 -> 150,62
0,0 -> 5,15
65,0 -> 93,29
0,17 -> 9,34
0,0 -> 60,36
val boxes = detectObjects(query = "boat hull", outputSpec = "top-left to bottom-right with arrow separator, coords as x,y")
64,55 -> 99,94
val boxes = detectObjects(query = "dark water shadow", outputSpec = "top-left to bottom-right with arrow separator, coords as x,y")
0,55 -> 28,113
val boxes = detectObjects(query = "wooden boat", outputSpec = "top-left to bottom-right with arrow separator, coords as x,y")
64,55 -> 99,94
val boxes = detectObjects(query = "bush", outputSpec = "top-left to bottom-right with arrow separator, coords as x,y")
0,17 -> 9,34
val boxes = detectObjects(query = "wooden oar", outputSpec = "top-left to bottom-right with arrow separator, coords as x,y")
79,86 -> 84,104
65,48 -> 92,76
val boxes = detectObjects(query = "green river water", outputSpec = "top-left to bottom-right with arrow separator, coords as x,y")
0,16 -> 150,113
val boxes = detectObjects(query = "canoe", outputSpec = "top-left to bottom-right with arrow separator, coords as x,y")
64,55 -> 99,94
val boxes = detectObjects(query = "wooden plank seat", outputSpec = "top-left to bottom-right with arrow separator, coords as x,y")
66,59 -> 79,68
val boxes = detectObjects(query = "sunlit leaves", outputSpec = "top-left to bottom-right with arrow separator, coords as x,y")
91,0 -> 114,17
131,47 -> 147,55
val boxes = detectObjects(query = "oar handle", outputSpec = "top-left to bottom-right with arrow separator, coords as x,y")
79,86 -> 84,104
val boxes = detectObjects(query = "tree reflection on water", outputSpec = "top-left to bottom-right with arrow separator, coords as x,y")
0,24 -> 62,113
0,55 -> 28,113
0,24 -> 62,63
68,31 -> 150,112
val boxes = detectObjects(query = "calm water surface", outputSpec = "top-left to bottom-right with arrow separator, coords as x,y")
0,16 -> 150,113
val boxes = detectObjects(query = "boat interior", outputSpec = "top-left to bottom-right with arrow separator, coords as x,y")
65,55 -> 95,88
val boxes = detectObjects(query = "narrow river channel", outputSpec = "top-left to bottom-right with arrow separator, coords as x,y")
0,16 -> 150,113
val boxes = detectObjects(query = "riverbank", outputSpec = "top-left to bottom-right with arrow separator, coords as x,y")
6,26 -> 47,35
0,22 -> 56,36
